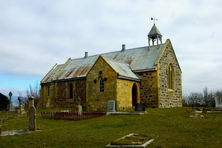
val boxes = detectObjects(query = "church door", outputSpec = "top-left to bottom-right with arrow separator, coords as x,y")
132,83 -> 137,107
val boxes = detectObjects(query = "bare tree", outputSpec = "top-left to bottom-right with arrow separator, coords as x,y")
187,92 -> 203,110
215,90 -> 222,107
202,87 -> 220,108
182,94 -> 188,106
26,81 -> 40,108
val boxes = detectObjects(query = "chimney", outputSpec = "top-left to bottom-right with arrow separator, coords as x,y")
84,52 -> 88,58
121,44 -> 125,52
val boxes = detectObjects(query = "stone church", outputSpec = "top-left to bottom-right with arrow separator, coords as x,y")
38,24 -> 182,111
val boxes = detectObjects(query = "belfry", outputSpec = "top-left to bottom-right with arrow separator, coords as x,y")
148,24 -> 162,47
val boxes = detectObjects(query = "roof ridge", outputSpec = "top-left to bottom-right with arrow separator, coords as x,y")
69,46 -> 151,61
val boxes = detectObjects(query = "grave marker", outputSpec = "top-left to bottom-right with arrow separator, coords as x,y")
7,91 -> 15,112
29,106 -> 36,131
17,97 -> 26,115
107,101 -> 115,112
135,103 -> 146,111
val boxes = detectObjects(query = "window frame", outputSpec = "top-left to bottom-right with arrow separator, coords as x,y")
167,63 -> 174,90
99,77 -> 104,93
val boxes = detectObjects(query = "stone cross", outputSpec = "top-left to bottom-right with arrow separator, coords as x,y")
29,105 -> 36,131
18,97 -> 22,106
9,91 -> 12,103
7,91 -> 15,112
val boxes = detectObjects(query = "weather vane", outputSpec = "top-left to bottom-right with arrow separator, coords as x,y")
151,17 -> 158,24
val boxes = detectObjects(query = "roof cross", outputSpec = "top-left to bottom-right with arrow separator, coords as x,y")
151,17 -> 158,24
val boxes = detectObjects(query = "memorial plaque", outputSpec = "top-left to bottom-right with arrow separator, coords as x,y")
135,103 -> 146,111
107,101 -> 115,112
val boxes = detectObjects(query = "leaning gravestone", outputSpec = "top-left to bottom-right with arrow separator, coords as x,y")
29,106 -> 36,131
135,103 -> 146,112
107,101 -> 115,112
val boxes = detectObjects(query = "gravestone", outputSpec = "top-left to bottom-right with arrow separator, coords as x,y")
135,103 -> 146,112
17,97 -> 26,115
76,96 -> 82,116
28,96 -> 35,116
29,106 -> 36,131
77,105 -> 82,116
107,101 -> 115,112
7,91 -> 15,112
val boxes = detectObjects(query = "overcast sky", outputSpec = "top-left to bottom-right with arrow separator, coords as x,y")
0,0 -> 222,98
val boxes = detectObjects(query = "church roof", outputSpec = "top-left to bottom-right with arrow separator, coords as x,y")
148,24 -> 162,37
41,43 -> 165,83
104,57 -> 141,80
42,64 -> 63,83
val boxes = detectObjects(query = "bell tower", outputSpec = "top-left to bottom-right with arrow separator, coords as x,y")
148,23 -> 162,47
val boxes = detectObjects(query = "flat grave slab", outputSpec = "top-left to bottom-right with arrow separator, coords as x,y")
107,133 -> 154,148
106,112 -> 147,115
0,129 -> 41,136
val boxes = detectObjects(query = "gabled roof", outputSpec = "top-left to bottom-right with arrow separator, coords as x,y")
102,56 -> 141,80
41,64 -> 63,83
41,42 -> 165,84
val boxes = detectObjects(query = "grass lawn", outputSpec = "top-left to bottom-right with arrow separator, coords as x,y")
0,107 -> 222,148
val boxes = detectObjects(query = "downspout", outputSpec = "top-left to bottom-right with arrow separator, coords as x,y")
41,83 -> 44,108
53,82 -> 55,108
157,64 -> 160,108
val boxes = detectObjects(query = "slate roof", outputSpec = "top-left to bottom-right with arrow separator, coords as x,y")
41,43 -> 164,84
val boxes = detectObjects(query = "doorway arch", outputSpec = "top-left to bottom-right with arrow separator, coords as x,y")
132,83 -> 137,106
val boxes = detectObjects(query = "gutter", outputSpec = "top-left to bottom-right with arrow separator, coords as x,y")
117,75 -> 141,82
132,67 -> 157,73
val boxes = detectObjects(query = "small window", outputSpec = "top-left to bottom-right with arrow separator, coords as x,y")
167,64 -> 174,90
99,77 -> 104,92
69,83 -> 73,98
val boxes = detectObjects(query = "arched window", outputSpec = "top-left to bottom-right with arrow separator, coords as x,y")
167,64 -> 174,90
99,77 -> 104,92
69,83 -> 73,98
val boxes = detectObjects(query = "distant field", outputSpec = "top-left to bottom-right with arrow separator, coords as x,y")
0,107 -> 222,148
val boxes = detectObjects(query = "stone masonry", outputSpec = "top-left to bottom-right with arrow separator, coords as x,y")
157,41 -> 182,107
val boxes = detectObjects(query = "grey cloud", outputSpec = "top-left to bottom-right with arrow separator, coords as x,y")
0,0 -> 222,94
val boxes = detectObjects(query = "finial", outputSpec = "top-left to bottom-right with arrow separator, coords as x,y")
151,17 -> 158,24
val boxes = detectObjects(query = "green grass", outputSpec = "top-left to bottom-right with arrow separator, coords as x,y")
0,107 -> 222,148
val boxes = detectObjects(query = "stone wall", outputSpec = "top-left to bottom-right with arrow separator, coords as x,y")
38,83 -> 51,108
39,79 -> 86,108
86,56 -> 117,111
157,42 -> 182,107
55,80 -> 86,108
138,71 -> 159,108
117,79 -> 140,110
